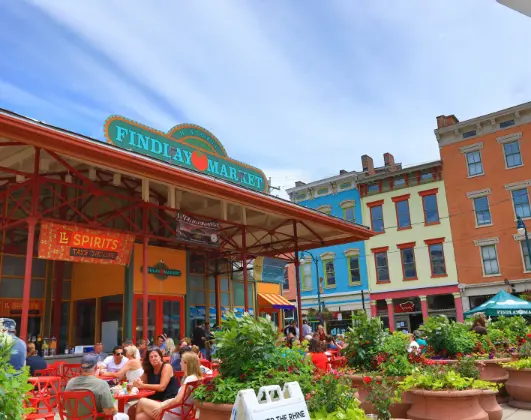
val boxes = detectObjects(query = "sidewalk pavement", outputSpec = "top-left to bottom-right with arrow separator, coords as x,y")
503,404 -> 527,419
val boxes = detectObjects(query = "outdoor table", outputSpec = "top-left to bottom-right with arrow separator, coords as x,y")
114,389 -> 155,412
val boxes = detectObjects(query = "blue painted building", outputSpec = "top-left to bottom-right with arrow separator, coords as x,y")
286,170 -> 370,324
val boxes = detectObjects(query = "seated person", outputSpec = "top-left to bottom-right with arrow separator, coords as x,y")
305,338 -> 330,373
326,335 -> 342,350
101,346 -> 128,373
26,342 -> 47,376
66,353 -> 128,419
171,344 -> 191,372
106,345 -> 144,383
133,348 -> 178,401
135,352 -> 203,420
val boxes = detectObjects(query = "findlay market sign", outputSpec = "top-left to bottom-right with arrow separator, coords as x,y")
141,261 -> 181,281
105,116 -> 267,192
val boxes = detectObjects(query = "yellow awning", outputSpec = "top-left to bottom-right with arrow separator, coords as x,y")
258,293 -> 295,310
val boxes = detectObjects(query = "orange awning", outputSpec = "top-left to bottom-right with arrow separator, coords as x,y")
258,293 -> 295,310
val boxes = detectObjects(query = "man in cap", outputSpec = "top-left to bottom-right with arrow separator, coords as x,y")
0,318 -> 27,371
66,353 -> 129,419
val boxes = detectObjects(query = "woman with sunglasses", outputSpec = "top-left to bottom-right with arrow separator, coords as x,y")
135,352 -> 203,419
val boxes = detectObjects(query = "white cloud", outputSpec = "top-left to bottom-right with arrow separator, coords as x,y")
4,0 -> 531,190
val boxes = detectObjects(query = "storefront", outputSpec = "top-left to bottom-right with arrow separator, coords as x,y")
370,285 -> 464,332
0,109 -> 373,353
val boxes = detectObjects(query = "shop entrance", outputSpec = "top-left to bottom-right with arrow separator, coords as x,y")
132,295 -> 184,343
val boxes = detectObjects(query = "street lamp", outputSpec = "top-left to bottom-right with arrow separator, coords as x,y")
517,216 -> 531,272
300,251 -> 323,312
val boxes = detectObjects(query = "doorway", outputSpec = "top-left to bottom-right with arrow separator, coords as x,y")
132,295 -> 184,343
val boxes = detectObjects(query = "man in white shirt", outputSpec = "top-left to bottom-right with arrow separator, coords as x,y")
101,346 -> 128,372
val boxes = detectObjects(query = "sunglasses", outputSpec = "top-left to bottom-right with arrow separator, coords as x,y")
115,352 -> 124,356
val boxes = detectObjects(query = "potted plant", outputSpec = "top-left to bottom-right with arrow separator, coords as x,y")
0,320 -> 33,418
305,373 -> 366,420
420,315 -> 476,360
501,358 -> 531,409
399,363 -> 499,420
193,312 -> 314,420
365,377 -> 404,420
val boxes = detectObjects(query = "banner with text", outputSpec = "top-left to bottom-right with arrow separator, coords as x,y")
38,222 -> 135,265
176,212 -> 220,247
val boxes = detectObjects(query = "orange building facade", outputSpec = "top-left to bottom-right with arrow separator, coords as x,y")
435,102 -> 531,311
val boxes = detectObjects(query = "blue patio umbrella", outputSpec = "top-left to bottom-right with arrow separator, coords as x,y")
464,290 -> 531,317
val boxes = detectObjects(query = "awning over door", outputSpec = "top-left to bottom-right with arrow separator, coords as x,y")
258,293 -> 295,310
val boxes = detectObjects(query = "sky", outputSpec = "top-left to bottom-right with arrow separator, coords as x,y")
1,1 -> 530,197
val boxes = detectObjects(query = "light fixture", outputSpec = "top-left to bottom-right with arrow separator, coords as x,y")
517,217 -> 526,235
65,173 -> 72,183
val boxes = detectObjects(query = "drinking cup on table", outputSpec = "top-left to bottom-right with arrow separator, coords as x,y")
127,382 -> 133,394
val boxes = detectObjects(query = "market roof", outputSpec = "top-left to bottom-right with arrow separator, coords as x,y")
0,109 -> 374,258
464,290 -> 531,317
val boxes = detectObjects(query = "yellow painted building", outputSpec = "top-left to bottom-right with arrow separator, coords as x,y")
358,155 -> 463,332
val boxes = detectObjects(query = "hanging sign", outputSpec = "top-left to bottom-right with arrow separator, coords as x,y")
176,212 -> 220,247
38,222 -> 135,265
104,116 -> 267,192
231,382 -> 309,420
0,299 -> 42,317
141,261 -> 181,280
253,257 -> 288,283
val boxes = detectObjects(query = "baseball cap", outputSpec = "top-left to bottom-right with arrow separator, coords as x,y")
123,339 -> 134,346
0,318 -> 16,332
81,353 -> 100,370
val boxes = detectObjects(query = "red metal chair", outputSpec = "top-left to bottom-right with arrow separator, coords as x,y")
174,370 -> 185,387
26,376 -> 62,419
63,364 -> 82,384
330,356 -> 347,369
158,380 -> 202,420
200,359 -> 212,370
58,390 -> 113,419
35,367 -> 59,377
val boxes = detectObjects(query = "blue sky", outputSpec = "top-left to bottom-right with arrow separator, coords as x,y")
1,1 -> 530,196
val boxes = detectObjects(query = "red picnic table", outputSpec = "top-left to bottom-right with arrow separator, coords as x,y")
113,389 -> 155,413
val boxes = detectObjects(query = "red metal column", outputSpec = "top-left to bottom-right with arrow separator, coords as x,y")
453,292 -> 464,322
20,148 -> 40,341
53,183 -> 67,344
143,235 -> 149,340
293,221 -> 303,341
420,296 -> 429,322
20,218 -> 36,340
386,298 -> 395,332
242,227 -> 249,311
370,300 -> 377,317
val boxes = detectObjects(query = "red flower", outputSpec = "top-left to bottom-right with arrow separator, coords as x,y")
306,393 -> 311,401
363,376 -> 371,384
456,353 -> 463,359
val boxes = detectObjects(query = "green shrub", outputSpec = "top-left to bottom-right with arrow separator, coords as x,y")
420,315 -> 477,358
342,311 -> 385,371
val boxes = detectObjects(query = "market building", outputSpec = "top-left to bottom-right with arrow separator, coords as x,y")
435,102 -> 531,311
358,153 -> 463,332
0,109 -> 373,353
286,170 -> 369,335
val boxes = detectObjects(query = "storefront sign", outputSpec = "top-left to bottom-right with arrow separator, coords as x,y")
176,212 -> 220,247
0,299 -> 42,317
253,257 -> 287,283
141,261 -> 181,280
38,222 -> 135,265
326,320 -> 351,336
395,301 -> 415,313
105,116 -> 267,192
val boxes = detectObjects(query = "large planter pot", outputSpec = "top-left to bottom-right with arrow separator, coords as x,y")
478,390 -> 502,420
195,401 -> 234,420
406,389 -> 488,420
476,358 -> 511,404
505,367 -> 531,409
347,374 -> 411,419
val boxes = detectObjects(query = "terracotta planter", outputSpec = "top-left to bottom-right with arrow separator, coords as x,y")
347,374 -> 411,419
478,390 -> 502,420
195,401 -> 234,420
475,358 -> 511,404
406,389 -> 488,420
505,367 -> 531,409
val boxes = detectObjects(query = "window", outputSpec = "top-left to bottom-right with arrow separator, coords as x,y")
340,200 -> 356,222
394,177 -> 406,187
348,257 -> 361,285
369,203 -> 385,233
419,189 -> 440,225
317,205 -> 331,215
481,245 -> 500,276
463,130 -> 477,139
283,266 -> 289,290
521,241 -> 531,272
373,247 -> 389,282
425,238 -> 447,277
421,172 -> 433,181
400,247 -> 417,280
473,196 -> 491,226
395,199 -> 411,229
466,151 -> 483,176
504,141 -> 522,168
368,184 -> 380,193
512,189 -> 531,219
302,263 -> 312,291
323,260 -> 336,287
500,119 -> 515,129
